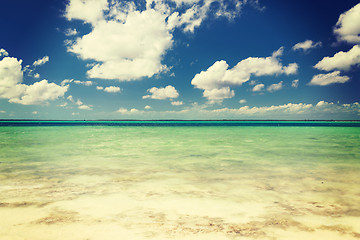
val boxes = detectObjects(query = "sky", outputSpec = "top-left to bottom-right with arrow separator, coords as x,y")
0,0 -> 359,120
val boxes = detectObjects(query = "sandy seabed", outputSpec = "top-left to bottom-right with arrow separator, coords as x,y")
1,161 -> 359,240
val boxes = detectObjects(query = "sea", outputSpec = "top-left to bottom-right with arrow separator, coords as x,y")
0,120 -> 359,240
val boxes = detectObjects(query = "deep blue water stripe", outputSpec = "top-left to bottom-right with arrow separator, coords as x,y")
0,121 -> 359,127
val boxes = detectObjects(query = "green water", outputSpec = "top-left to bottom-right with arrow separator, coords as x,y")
0,126 -> 359,239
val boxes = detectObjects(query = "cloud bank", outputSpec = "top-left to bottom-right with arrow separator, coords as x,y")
113,101 -> 360,120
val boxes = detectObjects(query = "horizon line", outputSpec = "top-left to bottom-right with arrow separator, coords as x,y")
1,119 -> 360,122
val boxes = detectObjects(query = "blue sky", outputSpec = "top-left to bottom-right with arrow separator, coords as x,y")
0,0 -> 359,120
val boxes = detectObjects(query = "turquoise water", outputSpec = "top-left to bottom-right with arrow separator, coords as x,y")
0,122 -> 359,239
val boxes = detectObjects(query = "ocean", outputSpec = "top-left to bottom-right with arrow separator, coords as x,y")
0,121 -> 359,239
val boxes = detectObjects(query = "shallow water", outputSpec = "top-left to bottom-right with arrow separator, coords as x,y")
0,123 -> 359,239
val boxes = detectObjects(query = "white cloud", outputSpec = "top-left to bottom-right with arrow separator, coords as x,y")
116,107 -> 141,114
65,0 -> 108,25
61,79 -> 74,86
67,95 -> 74,102
239,99 -> 246,104
96,85 -> 121,93
0,49 -> 9,57
148,101 -> 358,119
191,47 -> 298,101
64,95 -> 92,110
144,105 -> 152,109
248,80 -> 257,86
78,104 -> 92,110
75,99 -> 83,106
8,80 -> 68,105
292,40 -> 322,51
75,98 -> 93,110
65,0 -> 252,81
316,100 -> 332,107
33,73 -> 40,78
143,85 -> 179,99
32,111 -> 38,115
0,110 -> 6,113
0,55 -> 68,105
171,101 -> 183,106
66,4 -> 172,81
117,107 -> 128,114
72,112 -> 79,116
104,86 -> 121,93
58,102 -> 68,107
65,28 -> 78,36
33,56 -> 49,66
74,80 -> 94,86
252,84 -> 264,92
314,45 -> 360,71
267,81 -> 283,92
203,87 -> 234,102
102,101 -> 360,119
167,0 -> 244,33
334,3 -> 360,43
208,103 -> 313,115
292,79 -> 299,88
309,71 -> 350,86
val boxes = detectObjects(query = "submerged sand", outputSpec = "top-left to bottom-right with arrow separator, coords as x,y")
0,125 -> 359,239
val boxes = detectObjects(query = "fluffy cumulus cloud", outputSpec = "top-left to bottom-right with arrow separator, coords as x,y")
143,85 -> 179,99
334,3 -> 360,44
314,45 -> 360,71
65,0 -> 251,81
252,84 -> 264,92
68,10 -> 172,81
191,47 -> 298,101
33,56 -> 49,66
292,40 -> 322,51
309,71 -> 350,86
203,87 -> 235,102
103,86 -> 121,93
267,81 -> 283,92
65,0 -> 108,24
0,53 -> 67,105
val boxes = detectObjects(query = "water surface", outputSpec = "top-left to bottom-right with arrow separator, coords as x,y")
0,121 -> 359,239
